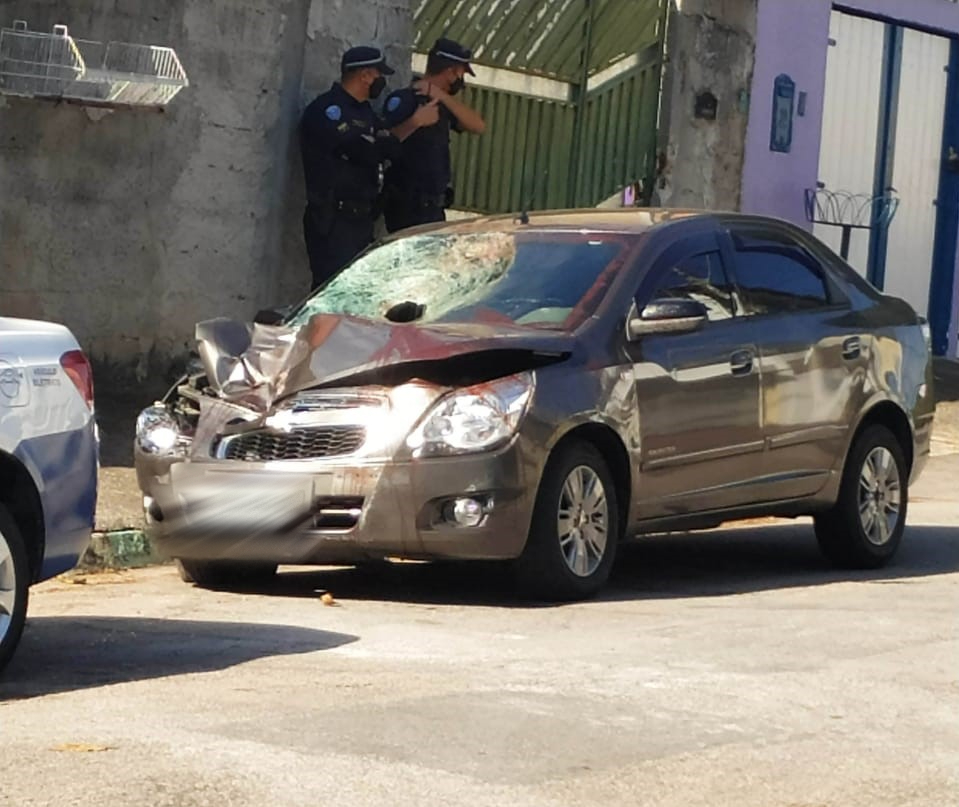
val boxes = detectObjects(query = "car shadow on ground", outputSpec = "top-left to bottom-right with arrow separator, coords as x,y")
609,523 -> 959,600
0,617 -> 357,701
231,523 -> 959,607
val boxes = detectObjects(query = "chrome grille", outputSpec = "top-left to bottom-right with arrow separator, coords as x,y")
221,426 -> 365,462
282,390 -> 386,413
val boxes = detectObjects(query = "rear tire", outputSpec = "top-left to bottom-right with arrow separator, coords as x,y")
514,441 -> 618,601
814,425 -> 908,569
175,559 -> 277,589
0,505 -> 30,674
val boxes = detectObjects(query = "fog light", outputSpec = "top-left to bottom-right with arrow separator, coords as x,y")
444,497 -> 487,528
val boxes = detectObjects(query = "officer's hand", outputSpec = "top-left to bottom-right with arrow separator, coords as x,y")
411,99 -> 441,128
413,79 -> 446,102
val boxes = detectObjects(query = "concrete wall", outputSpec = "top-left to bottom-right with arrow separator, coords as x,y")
0,0 -> 411,376
653,0 -> 758,212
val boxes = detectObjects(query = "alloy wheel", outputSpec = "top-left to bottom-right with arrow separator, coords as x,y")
557,465 -> 609,577
858,446 -> 902,546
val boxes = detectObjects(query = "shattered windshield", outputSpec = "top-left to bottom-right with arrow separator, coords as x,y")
288,231 -> 629,331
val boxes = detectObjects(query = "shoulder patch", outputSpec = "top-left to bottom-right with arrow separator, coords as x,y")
325,105 -> 342,121
387,95 -> 402,112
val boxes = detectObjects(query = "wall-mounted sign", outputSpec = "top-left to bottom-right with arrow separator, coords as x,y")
770,74 -> 795,153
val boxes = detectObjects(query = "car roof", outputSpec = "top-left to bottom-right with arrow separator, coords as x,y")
390,208 -> 795,238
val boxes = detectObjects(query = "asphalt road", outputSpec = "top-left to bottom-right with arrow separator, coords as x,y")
2,457 -> 957,807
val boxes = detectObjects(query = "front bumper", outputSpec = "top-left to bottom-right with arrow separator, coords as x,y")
141,439 -> 538,565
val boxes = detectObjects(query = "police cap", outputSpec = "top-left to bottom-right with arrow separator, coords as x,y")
429,37 -> 476,75
341,46 -> 395,75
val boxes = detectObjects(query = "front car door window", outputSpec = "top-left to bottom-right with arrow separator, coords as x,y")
650,251 -> 738,321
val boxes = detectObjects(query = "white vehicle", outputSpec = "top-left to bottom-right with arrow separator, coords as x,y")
0,316 -> 98,672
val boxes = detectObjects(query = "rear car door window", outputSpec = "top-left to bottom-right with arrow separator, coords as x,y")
650,251 -> 737,321
730,230 -> 831,315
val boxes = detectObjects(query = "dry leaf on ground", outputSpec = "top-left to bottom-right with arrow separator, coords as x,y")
51,743 -> 116,753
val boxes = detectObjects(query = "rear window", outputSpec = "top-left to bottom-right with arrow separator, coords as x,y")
730,230 -> 831,314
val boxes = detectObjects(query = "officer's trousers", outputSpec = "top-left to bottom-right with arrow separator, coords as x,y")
303,204 -> 374,291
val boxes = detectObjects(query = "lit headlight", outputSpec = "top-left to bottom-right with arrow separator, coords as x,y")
136,405 -> 184,456
407,372 -> 534,457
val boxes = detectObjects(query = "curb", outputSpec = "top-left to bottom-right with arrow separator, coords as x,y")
80,529 -> 164,571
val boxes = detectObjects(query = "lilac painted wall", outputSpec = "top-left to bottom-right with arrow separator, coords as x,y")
740,0 -> 831,227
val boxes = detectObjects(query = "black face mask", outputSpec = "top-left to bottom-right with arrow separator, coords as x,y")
369,76 -> 387,100
449,77 -> 465,96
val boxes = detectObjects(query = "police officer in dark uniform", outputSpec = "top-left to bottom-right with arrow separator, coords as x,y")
300,46 -> 396,290
381,38 -> 486,233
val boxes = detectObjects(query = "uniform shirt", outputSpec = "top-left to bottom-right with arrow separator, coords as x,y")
300,82 -> 393,206
382,84 -> 463,197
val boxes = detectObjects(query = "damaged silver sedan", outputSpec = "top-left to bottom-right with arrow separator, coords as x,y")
135,210 -> 935,600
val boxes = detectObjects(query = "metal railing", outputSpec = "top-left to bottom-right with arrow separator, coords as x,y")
804,186 -> 901,260
0,21 -> 188,107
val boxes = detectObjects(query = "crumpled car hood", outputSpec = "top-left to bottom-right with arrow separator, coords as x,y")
195,314 -> 574,412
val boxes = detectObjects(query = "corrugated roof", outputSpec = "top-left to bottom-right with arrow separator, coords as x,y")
413,0 -> 665,82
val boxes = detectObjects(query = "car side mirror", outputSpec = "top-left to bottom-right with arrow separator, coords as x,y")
627,298 -> 708,341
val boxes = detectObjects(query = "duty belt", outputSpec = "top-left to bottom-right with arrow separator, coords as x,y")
307,193 -> 374,215
335,198 -> 375,216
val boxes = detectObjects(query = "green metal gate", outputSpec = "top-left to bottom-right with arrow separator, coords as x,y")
413,0 -> 668,214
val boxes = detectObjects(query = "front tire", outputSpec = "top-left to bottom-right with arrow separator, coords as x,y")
814,425 -> 908,569
514,441 -> 618,601
175,559 -> 278,589
0,505 -> 30,674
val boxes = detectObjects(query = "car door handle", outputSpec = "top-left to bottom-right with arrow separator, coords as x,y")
730,349 -> 754,376
842,336 -> 861,360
